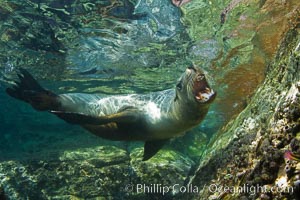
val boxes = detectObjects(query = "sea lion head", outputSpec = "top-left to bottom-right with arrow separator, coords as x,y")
175,66 -> 216,105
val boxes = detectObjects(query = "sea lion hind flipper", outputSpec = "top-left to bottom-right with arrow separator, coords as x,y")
143,139 -> 169,161
18,68 -> 45,91
51,108 -> 142,125
6,68 -> 60,111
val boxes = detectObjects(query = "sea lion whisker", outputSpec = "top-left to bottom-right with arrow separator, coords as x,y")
186,73 -> 194,86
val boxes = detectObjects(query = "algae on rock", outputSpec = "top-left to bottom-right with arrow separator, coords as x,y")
186,27 -> 300,199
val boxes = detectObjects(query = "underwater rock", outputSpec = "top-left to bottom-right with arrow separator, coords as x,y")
170,129 -> 209,160
130,148 -> 194,191
0,146 -> 134,199
183,26 -> 300,199
59,146 -> 129,167
0,144 -> 196,199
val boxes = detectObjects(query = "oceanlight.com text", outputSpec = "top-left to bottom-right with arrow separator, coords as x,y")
124,183 -> 294,196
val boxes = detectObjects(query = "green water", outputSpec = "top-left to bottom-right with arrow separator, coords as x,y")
0,0 -> 221,161
0,0 -> 299,199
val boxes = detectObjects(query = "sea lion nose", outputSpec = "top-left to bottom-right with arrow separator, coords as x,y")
187,66 -> 196,71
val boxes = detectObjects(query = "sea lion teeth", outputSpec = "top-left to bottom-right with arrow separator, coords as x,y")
6,66 -> 216,161
196,95 -> 202,100
204,87 -> 211,93
199,87 -> 210,94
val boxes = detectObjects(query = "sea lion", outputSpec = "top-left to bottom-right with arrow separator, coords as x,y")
6,66 -> 216,160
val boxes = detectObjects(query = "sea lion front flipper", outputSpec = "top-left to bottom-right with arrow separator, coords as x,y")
51,107 -> 142,125
143,139 -> 169,161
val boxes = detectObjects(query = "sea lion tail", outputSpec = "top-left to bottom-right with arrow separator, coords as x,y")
6,68 -> 60,111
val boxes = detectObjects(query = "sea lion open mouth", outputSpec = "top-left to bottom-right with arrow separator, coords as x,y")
195,87 -> 216,103
193,74 -> 216,103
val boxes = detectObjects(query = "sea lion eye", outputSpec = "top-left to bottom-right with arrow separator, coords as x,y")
176,81 -> 183,90
196,74 -> 205,82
